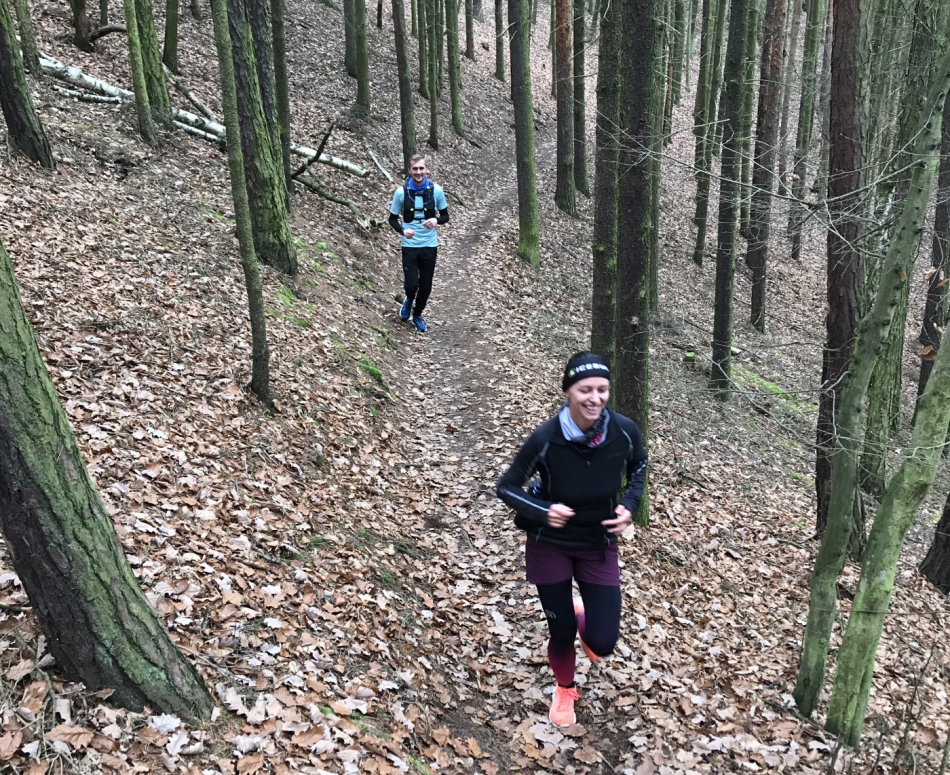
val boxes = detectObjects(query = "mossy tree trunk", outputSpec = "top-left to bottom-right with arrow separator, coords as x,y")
344,0 -> 357,76
796,9 -> 944,730
271,0 -> 293,194
554,0 -> 575,214
11,0 -> 40,76
162,0 -> 180,73
590,0 -> 619,359
122,0 -> 158,142
136,0 -> 172,119
418,0 -> 428,95
427,0 -> 438,146
0,0 -> 53,168
823,62 -> 950,744
0,238 -> 213,721
746,0 -> 786,332
211,0 -> 271,402
920,487 -> 950,594
68,0 -> 94,50
446,0 -> 464,133
776,0 -> 802,195
671,0 -> 685,104
508,0 -> 540,267
464,0 -> 474,57
473,0 -> 481,20
494,0 -> 504,79
813,0 -> 867,540
353,0 -> 371,114
614,0 -> 660,525
572,0 -> 587,195
100,0 -> 109,25
709,0 -> 750,396
392,0 -> 418,170
228,0 -> 297,275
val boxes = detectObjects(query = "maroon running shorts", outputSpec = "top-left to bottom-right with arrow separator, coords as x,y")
524,539 -> 621,586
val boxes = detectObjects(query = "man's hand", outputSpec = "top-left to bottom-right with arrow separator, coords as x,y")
547,503 -> 575,529
602,505 -> 633,535
422,217 -> 438,229
403,228 -> 415,239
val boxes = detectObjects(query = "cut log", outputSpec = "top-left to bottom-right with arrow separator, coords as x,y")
52,85 -> 123,103
38,52 -> 369,177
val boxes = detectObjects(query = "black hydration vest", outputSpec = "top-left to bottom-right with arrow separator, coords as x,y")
402,178 -> 437,223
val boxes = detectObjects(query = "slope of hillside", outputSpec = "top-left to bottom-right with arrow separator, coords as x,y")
1,1 -> 949,773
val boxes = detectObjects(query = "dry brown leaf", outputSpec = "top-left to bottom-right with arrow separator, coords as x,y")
290,725 -> 324,748
20,680 -> 48,714
6,659 -> 34,682
48,724 -> 94,750
138,726 -> 168,747
0,731 -> 22,761
236,751 -> 265,774
574,746 -> 602,763
25,761 -> 49,775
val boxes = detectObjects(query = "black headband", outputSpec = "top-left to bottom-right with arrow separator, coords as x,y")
562,355 -> 611,391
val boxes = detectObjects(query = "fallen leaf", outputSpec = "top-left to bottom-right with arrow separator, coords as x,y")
47,724 -> 94,750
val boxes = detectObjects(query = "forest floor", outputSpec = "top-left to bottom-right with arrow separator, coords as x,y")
2,0 -> 950,773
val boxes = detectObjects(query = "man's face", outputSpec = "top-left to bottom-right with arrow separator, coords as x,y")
410,160 -> 427,185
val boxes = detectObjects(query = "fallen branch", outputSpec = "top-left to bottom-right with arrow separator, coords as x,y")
163,64 -> 217,122
39,51 -> 369,177
173,120 -> 221,144
367,147 -> 395,183
445,189 -> 468,208
291,122 -> 334,180
52,85 -> 123,104
295,175 -> 381,230
89,23 -> 126,41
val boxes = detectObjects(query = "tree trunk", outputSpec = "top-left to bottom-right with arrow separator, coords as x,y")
392,0 -> 418,170
508,0 -> 540,266
614,0 -> 659,525
465,0 -> 474,57
100,0 -> 109,25
0,238 -> 213,721
271,0 -> 292,194
411,0 -> 416,34
69,0 -> 94,50
427,0 -> 438,146
709,0 -> 750,396
776,0 -> 802,195
122,0 -> 158,142
446,0 -> 464,133
823,62 -> 950,742
344,0 -> 357,76
162,0 -> 179,73
737,0 -> 760,236
746,0 -> 787,332
190,0 -> 202,19
813,0 -> 865,539
572,0 -> 587,195
353,0 -> 371,113
377,0 -> 382,26
473,0 -> 481,20
494,0 -> 504,79
210,0 -> 271,403
671,0 -> 685,104
590,0 -> 619,359
920,487 -> 950,594
228,0 -> 297,275
418,0 -> 428,95
0,0 -> 53,167
917,90 -> 950,408
11,0 -> 40,76
813,0 -> 832,197
554,0 -> 575,214
436,0 -> 444,90
684,0 -> 699,90
136,0 -> 172,118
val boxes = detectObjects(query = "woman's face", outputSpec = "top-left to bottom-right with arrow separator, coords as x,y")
565,377 -> 610,430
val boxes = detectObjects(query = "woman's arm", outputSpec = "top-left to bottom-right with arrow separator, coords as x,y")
618,423 -> 649,515
496,430 -> 551,523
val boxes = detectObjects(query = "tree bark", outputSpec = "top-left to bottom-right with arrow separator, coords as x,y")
427,0 -> 438,146
590,0 -> 619,359
814,0 -> 866,538
746,0 -> 787,332
709,0 -> 749,396
0,238 -> 213,721
737,0 -> 760,236
493,0 -> 504,79
136,0 -> 172,118
671,0 -> 685,104
417,0 -> 428,95
271,0 -> 292,194
210,0 -> 271,402
344,0 -> 357,76
508,0 -> 540,266
776,0 -> 802,195
614,0 -> 660,525
162,0 -> 179,73
100,0 -> 109,25
228,0 -> 297,275
473,0 -> 481,20
69,0 -> 94,50
554,0 -> 575,214
572,0 -> 587,195
464,0 -> 474,57
123,0 -> 158,142
353,0 -> 371,113
392,0 -> 417,170
11,0 -> 41,76
446,0 -> 464,133
190,0 -> 202,18
0,0 -> 53,167
920,487 -> 950,594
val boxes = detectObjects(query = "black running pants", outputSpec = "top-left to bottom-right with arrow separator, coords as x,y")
402,246 -> 438,316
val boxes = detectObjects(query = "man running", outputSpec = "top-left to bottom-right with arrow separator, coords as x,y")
388,155 -> 449,332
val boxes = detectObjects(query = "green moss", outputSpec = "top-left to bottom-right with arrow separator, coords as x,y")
790,471 -> 814,486
308,535 -> 328,548
733,364 -> 816,417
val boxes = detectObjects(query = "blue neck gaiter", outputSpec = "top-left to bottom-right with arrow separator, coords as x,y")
407,176 -> 429,191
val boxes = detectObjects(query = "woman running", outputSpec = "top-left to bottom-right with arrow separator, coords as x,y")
496,352 -> 648,727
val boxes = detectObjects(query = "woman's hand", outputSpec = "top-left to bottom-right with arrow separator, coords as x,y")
602,505 -> 633,535
547,503 -> 575,528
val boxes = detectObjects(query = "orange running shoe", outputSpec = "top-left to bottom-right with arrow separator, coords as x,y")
549,684 -> 581,727
573,596 -> 601,663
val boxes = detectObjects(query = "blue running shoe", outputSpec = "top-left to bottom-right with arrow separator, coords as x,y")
413,316 -> 427,332
400,299 -> 411,320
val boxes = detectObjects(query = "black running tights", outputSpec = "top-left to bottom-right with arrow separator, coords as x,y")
402,246 -> 438,316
